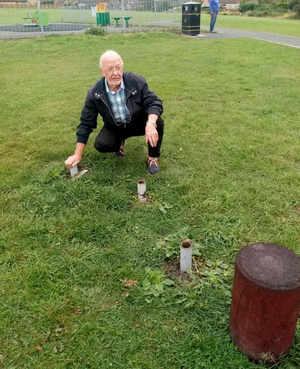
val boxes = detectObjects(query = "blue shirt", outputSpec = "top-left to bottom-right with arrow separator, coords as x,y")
209,0 -> 219,12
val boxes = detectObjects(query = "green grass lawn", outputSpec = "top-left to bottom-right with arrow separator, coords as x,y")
1,32 -> 300,368
215,14 -> 300,37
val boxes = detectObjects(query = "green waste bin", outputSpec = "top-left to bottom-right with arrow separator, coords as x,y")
182,2 -> 201,36
96,12 -> 110,26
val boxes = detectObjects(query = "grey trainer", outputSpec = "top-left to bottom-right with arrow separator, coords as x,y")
147,158 -> 160,175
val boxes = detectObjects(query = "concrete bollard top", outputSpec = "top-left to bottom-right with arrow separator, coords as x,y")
237,242 -> 300,291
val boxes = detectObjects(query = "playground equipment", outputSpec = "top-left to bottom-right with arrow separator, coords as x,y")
22,10 -> 50,27
112,16 -> 133,27
96,3 -> 110,26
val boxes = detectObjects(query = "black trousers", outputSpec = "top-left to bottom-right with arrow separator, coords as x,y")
94,117 -> 164,158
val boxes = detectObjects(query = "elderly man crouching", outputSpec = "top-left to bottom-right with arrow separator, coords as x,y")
65,50 -> 164,175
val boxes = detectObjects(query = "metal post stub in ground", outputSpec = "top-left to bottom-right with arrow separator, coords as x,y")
229,242 -> 300,363
70,165 -> 78,177
180,239 -> 193,272
69,166 -> 88,179
137,179 -> 147,203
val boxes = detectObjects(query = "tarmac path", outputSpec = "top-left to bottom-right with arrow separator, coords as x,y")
201,26 -> 300,49
0,23 -> 300,49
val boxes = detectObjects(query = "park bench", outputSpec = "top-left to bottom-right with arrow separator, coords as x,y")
112,16 -> 132,28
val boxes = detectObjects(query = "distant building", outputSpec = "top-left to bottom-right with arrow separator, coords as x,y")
219,0 -> 240,10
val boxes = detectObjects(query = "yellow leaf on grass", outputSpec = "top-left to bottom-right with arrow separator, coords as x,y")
119,278 -> 138,288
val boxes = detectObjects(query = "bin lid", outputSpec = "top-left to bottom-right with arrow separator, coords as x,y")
182,2 -> 201,4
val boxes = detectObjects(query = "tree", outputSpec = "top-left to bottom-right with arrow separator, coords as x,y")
294,3 -> 300,17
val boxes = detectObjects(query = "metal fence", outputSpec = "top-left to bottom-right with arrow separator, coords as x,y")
0,0 -> 190,38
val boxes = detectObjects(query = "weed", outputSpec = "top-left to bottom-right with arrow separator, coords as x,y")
155,227 -> 202,259
85,26 -> 106,36
141,267 -> 174,303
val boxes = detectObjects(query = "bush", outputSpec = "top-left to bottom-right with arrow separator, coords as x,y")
85,26 -> 106,36
294,4 -> 300,17
260,3 -> 270,10
240,0 -> 299,16
240,1 -> 259,12
289,0 -> 300,10
273,1 -> 289,10
253,10 -> 270,16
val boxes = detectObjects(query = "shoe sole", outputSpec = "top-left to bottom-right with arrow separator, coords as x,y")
147,167 -> 160,175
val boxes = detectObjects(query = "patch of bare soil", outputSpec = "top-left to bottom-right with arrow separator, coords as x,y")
163,256 -> 205,283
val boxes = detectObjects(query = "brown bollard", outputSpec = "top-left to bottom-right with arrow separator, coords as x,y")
229,242 -> 300,363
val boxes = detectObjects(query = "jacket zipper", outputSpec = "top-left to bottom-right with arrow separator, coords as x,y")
124,93 -> 132,128
99,96 -> 117,125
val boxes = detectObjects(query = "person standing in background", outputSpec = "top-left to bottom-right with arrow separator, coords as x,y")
209,0 -> 219,33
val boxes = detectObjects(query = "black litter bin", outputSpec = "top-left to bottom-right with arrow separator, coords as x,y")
182,2 -> 201,36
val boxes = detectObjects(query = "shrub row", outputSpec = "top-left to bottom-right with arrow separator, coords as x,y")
240,0 -> 300,18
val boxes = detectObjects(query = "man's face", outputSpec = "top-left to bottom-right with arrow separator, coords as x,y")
100,55 -> 123,89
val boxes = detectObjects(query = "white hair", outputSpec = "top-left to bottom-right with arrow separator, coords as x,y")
99,50 -> 123,69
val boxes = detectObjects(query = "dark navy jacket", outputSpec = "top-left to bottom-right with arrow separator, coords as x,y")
76,72 -> 163,144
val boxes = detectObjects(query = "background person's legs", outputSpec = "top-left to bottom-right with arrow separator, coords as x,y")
210,12 -> 218,32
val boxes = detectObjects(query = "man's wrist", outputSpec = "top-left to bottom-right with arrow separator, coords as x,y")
74,151 -> 83,159
147,119 -> 157,128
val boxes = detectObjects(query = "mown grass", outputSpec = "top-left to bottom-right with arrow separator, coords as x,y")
1,32 -> 300,368
214,14 -> 300,37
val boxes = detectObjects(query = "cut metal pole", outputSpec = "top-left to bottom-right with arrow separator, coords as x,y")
70,165 -> 78,177
137,179 -> 147,203
180,239 -> 193,272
